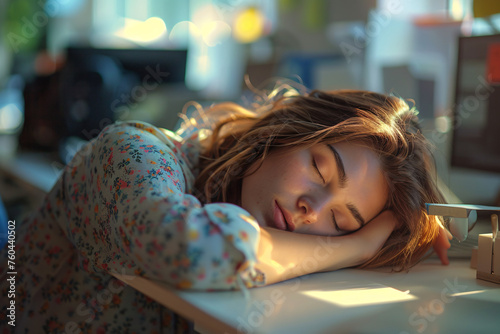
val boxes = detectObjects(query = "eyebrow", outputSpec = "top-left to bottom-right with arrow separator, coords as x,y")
327,144 -> 366,228
347,203 -> 366,228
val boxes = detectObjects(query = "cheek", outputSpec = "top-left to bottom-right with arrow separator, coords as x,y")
241,152 -> 306,203
240,164 -> 270,209
240,166 -> 274,226
241,162 -> 280,204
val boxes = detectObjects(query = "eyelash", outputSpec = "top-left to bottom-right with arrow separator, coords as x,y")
313,158 -> 340,232
331,210 -> 341,232
312,158 -> 325,183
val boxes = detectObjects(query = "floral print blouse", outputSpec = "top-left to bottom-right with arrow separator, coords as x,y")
0,121 -> 263,333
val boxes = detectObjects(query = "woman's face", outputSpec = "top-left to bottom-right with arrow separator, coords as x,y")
240,142 -> 389,236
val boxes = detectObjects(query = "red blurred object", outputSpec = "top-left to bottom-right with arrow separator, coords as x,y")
486,43 -> 500,84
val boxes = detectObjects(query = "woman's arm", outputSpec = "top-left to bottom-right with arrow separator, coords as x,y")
255,210 -> 397,285
59,121 -> 263,290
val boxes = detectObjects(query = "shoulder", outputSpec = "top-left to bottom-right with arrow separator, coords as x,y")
95,121 -> 182,155
99,120 -> 170,140
94,120 -> 199,191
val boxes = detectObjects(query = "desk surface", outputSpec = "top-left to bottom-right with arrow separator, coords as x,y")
113,258 -> 499,334
0,151 -> 61,193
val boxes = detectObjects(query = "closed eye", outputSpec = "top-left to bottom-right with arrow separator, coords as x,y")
331,210 -> 342,233
312,158 -> 325,184
333,212 -> 359,235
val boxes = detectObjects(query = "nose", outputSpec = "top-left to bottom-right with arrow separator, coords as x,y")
297,196 -> 319,225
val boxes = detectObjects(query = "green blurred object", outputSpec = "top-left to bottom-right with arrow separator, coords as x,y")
473,0 -> 500,18
279,0 -> 299,11
304,0 -> 327,30
4,0 -> 48,53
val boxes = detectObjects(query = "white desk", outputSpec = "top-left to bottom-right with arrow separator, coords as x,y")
113,258 -> 499,334
0,152 -> 61,219
0,151 -> 61,194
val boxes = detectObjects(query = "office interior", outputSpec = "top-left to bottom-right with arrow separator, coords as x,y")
0,0 -> 500,225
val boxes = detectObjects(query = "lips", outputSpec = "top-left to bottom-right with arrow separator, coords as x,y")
281,206 -> 296,232
274,201 -> 295,232
272,201 -> 287,231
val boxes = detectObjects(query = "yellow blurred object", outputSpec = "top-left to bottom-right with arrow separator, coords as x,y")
473,0 -> 500,18
115,17 -> 167,44
233,7 -> 265,43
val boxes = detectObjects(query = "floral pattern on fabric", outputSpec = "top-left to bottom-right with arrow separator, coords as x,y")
0,121 -> 262,333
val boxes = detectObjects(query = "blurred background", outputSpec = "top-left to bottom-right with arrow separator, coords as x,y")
1,0 -> 500,232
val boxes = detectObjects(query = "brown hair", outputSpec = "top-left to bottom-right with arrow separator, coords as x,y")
192,88 -> 446,271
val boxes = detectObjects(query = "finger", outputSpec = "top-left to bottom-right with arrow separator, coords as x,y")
436,244 -> 450,265
434,243 -> 449,265
442,231 -> 452,248
434,233 -> 451,265
434,228 -> 451,248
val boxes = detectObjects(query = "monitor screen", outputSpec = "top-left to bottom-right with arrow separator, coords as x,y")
60,47 -> 188,140
451,34 -> 500,174
65,47 -> 187,86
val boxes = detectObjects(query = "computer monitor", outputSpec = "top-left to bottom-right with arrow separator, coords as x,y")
19,46 -> 187,155
451,34 -> 500,174
60,47 -> 188,140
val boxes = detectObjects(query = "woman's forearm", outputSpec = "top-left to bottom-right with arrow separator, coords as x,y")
255,228 -> 361,285
255,210 -> 397,285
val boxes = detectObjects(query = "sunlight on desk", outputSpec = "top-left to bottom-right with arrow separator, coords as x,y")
301,284 -> 417,308
448,287 -> 500,304
450,289 -> 487,297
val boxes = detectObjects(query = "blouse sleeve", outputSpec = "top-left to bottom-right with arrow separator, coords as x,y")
57,121 -> 264,290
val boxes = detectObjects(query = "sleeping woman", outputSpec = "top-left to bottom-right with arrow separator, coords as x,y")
0,84 -> 451,333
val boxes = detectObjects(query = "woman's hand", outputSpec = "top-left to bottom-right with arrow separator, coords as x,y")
348,210 -> 398,266
433,224 -> 452,265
